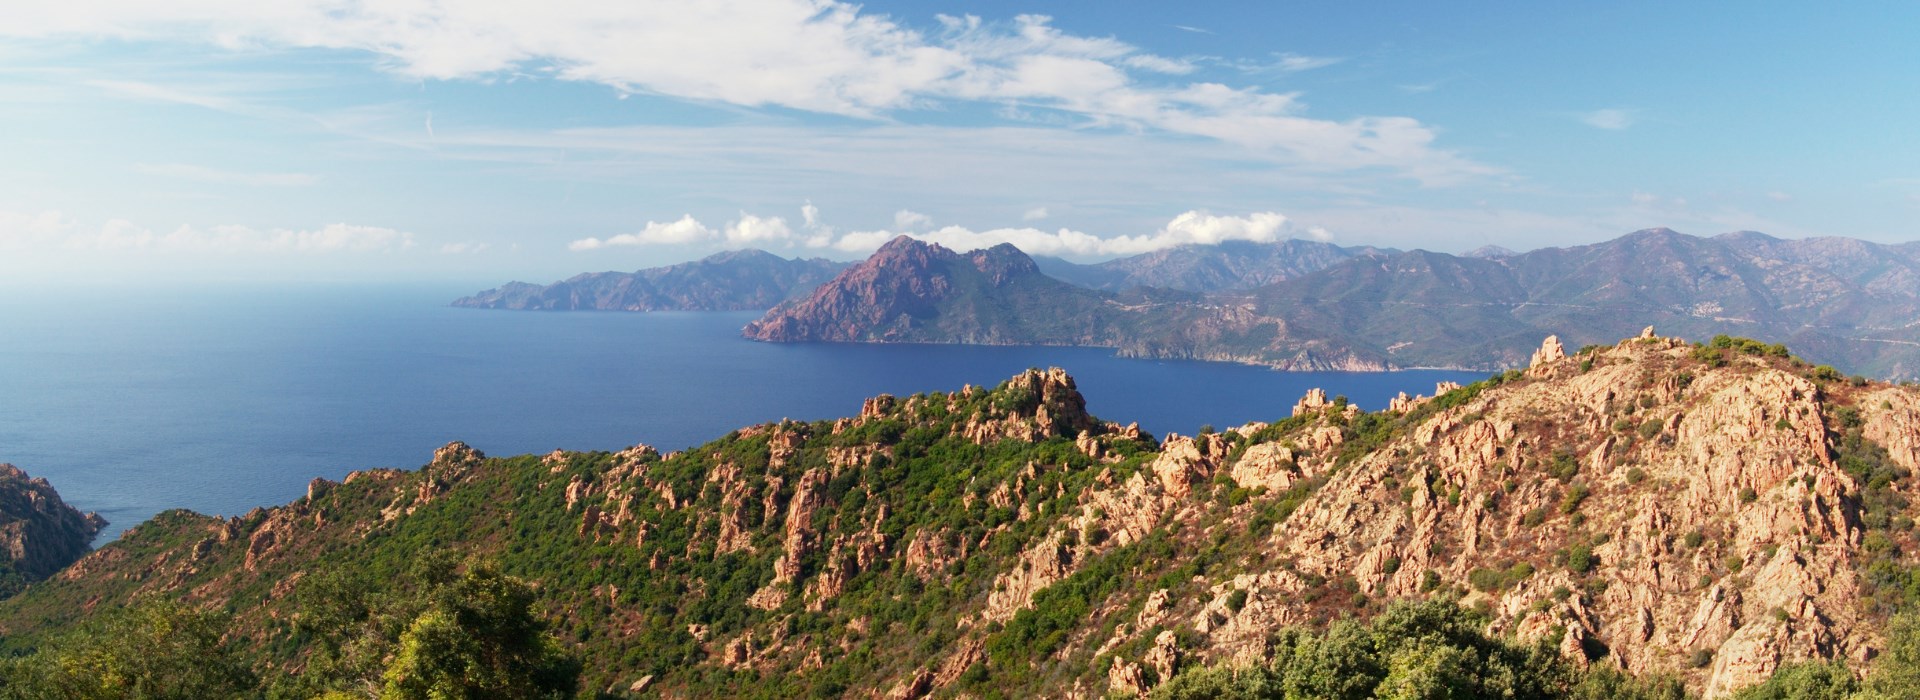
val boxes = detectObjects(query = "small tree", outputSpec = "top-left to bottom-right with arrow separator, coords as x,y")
380,565 -> 579,699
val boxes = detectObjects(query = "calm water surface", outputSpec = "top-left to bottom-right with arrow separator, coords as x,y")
0,285 -> 1485,537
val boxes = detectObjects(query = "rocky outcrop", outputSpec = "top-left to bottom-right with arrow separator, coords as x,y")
0,464 -> 105,583
957,368 -> 1099,444
1530,334 -> 1566,370
1291,388 -> 1329,417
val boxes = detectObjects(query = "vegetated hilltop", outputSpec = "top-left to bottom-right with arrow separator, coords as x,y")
452,249 -> 849,311
6,331 -> 1920,698
0,464 -> 104,596
751,228 -> 1920,378
1033,239 -> 1394,293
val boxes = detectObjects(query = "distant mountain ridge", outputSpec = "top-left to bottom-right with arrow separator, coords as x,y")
749,228 -> 1920,378
1034,238 -> 1394,292
742,236 -> 1138,346
452,249 -> 849,311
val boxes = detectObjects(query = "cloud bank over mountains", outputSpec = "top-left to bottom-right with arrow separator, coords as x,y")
567,208 -> 1322,258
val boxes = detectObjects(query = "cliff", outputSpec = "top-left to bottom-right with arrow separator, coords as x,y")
453,249 -> 848,311
0,464 -> 105,591
5,333 -> 1920,698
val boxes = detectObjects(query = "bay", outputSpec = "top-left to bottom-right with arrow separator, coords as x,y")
0,284 -> 1485,538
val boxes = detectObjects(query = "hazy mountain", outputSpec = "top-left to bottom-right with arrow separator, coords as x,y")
751,228 -> 1920,378
1462,244 -> 1517,258
744,235 -> 1128,346
1249,228 -> 1920,375
9,347 -> 1920,697
742,236 -> 1388,370
1035,239 -> 1391,292
453,249 -> 849,311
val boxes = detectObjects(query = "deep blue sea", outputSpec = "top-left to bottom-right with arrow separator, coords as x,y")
0,285 -> 1483,539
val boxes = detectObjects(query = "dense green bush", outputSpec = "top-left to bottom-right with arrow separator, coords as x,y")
1150,599 -> 1575,700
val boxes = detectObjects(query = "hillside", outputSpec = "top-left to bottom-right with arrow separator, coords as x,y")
453,249 -> 848,311
1034,239 -> 1391,293
6,332 -> 1920,697
0,464 -> 104,595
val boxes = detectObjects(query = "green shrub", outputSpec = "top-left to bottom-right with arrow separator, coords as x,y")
1468,562 -> 1535,593
1690,649 -> 1715,668
1566,544 -> 1595,574
1548,450 -> 1580,481
1559,484 -> 1590,514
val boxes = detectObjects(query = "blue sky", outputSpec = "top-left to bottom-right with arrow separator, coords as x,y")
2,2 -> 1917,286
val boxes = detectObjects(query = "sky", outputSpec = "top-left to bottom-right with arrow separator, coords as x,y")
2,1 -> 1918,286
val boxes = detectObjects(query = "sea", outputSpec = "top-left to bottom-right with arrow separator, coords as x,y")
0,284 -> 1485,540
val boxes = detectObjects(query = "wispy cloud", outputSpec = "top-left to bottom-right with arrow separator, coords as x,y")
893,210 -> 933,230
1171,25 -> 1213,35
439,241 -> 492,254
133,163 -> 320,187
1022,207 -> 1049,221
1,210 -> 415,254
1274,53 -> 1343,72
1580,108 -> 1638,130
1,2 -> 1485,183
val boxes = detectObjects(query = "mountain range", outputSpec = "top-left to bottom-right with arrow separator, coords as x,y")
1032,238 -> 1394,292
6,335 -> 1920,697
750,229 -> 1920,378
452,249 -> 848,311
457,228 -> 1920,379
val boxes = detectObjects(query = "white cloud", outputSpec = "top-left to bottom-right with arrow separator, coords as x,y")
440,241 -> 492,254
828,210 -> 1298,257
0,210 -> 414,253
1581,108 -> 1638,130
0,210 -> 78,250
560,208 -> 1308,258
2,2 -> 1487,182
133,162 -> 320,187
894,209 -> 933,230
726,213 -> 792,243
1766,191 -> 1792,202
801,201 -> 821,228
85,222 -> 414,253
1122,54 -> 1197,75
1022,206 -> 1049,221
569,211 -> 795,250
569,214 -> 716,250
1274,53 -> 1342,72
